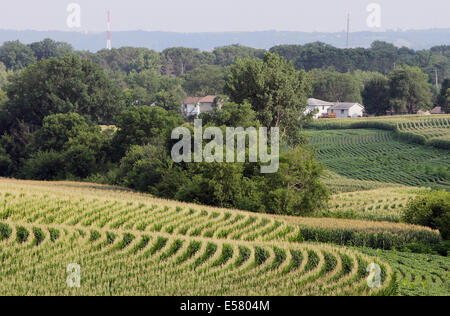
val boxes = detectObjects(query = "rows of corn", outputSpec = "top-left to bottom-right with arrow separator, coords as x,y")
0,179 -> 412,295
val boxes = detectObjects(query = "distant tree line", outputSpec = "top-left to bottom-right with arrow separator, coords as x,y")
1,38 -> 448,117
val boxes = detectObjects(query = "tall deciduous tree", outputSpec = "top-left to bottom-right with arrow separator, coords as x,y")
161,47 -> 215,77
28,38 -> 74,61
388,65 -> 433,114
437,79 -> 450,113
362,76 -> 390,115
308,69 -> 362,103
112,106 -> 184,160
182,65 -> 225,96
0,41 -> 36,71
224,52 -> 311,138
5,55 -> 120,131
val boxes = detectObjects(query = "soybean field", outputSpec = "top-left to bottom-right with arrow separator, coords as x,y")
307,129 -> 450,190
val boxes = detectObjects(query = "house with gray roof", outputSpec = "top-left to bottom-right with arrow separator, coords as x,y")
305,98 -> 365,119
328,102 -> 365,118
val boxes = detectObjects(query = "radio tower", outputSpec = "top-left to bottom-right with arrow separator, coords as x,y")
106,10 -> 112,50
346,13 -> 350,48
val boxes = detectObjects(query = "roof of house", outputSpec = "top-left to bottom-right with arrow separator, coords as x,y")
183,95 -> 217,104
183,97 -> 202,104
329,103 -> 364,110
199,95 -> 216,103
307,98 -> 334,107
430,106 -> 444,114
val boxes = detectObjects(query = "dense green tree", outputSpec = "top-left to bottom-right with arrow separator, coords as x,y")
403,190 -> 449,240
213,45 -> 265,66
28,38 -> 73,61
0,62 -> 11,89
362,76 -> 390,115
437,79 -> 450,113
119,144 -> 180,194
269,45 -> 305,63
5,55 -> 120,131
182,65 -> 225,96
125,69 -> 185,106
22,113 -> 109,180
0,41 -> 36,71
0,144 -> 12,176
112,106 -> 184,160
369,41 -> 398,74
83,47 -> 161,74
224,52 -> 311,138
20,150 -> 66,180
154,90 -> 183,112
161,47 -> 215,76
33,113 -> 89,152
309,69 -> 362,103
388,65 -> 433,114
259,146 -> 329,216
200,101 -> 260,128
291,42 -> 351,72
353,70 -> 386,93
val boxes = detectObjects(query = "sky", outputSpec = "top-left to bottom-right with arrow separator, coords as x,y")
1,0 -> 449,33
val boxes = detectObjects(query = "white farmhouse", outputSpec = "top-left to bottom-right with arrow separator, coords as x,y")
182,96 -> 219,117
305,98 -> 334,119
328,103 -> 364,118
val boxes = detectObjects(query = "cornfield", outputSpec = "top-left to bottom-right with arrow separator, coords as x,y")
1,178 -> 430,296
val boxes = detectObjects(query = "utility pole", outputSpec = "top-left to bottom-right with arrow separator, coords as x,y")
346,13 -> 350,49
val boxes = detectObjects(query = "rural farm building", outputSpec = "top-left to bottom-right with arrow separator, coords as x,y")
328,103 -> 365,118
181,95 -> 220,117
430,106 -> 445,114
305,98 -> 335,119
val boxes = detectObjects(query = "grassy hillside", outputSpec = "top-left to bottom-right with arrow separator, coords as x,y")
307,129 -> 450,190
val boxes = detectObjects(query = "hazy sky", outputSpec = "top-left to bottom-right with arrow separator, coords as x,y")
1,0 -> 449,33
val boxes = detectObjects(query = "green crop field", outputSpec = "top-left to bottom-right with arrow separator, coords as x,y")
307,129 -> 450,190
4,178 -> 441,296
317,186 -> 424,222
307,114 -> 450,150
360,249 -> 449,296
397,119 -> 450,142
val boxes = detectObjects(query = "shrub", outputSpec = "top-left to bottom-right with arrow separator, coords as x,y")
0,222 -> 12,240
21,151 -> 66,180
48,228 -> 60,242
402,190 -> 450,240
33,227 -> 45,245
16,226 -> 29,243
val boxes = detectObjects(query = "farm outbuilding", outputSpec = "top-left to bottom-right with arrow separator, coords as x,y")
328,103 -> 364,118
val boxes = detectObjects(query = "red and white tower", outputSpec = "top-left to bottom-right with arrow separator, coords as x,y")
106,10 -> 112,50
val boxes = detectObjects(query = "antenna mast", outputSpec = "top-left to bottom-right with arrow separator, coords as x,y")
106,10 -> 112,50
346,13 -> 350,48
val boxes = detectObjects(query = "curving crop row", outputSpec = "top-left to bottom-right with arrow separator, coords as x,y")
0,221 -> 396,296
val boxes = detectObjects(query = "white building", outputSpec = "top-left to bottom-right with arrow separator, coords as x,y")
182,96 -> 219,117
305,98 -> 334,119
328,103 -> 364,118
